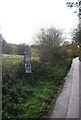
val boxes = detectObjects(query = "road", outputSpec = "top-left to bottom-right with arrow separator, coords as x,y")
49,57 -> 80,119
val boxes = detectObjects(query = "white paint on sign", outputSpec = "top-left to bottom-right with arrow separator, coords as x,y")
25,63 -> 31,73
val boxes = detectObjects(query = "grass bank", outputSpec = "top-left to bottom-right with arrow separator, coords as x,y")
2,56 -> 72,119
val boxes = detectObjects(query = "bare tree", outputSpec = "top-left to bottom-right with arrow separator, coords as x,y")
35,27 -> 63,63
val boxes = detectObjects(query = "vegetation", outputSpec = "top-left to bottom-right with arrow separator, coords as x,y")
2,54 -> 72,119
1,33 -> 39,56
63,42 -> 79,58
79,47 -> 81,61
2,26 -> 75,119
35,27 -> 63,63
66,1 -> 81,61
72,27 -> 81,61
1,2 -> 80,118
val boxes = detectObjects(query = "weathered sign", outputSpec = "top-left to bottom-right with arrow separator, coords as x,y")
25,63 -> 31,73
24,46 -> 31,73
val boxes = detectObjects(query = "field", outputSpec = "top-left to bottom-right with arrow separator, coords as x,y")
2,54 -> 24,64
2,54 -> 72,119
2,53 -> 39,64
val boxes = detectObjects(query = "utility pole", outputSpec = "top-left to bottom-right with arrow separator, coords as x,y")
0,27 -> 2,120
24,46 -> 31,74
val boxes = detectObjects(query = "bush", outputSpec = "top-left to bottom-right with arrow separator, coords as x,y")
2,54 -> 72,119
79,47 -> 81,61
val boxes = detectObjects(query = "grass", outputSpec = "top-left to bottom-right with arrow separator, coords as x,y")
3,80 -> 58,119
30,47 -> 39,58
19,82 -> 58,118
2,54 -> 72,119
2,54 -> 39,63
2,54 -> 24,65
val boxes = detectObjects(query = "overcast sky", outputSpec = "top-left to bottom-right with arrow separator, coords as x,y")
0,0 -> 78,45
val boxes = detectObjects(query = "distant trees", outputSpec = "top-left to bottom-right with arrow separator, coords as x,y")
2,39 -> 7,47
1,34 -> 13,54
66,1 -> 81,46
65,42 -> 79,58
1,33 -> 27,55
16,44 -> 26,55
72,26 -> 81,46
3,44 -> 13,54
66,0 -> 81,60
0,34 -> 7,47
2,43 -> 27,55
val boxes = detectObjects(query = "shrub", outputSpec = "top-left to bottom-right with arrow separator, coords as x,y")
2,54 -> 72,119
79,47 -> 81,61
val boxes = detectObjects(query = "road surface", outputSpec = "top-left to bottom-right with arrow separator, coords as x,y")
49,57 -> 80,119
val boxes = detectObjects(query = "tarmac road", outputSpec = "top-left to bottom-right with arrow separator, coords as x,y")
49,57 -> 80,119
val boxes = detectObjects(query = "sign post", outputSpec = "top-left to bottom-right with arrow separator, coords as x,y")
24,46 -> 31,73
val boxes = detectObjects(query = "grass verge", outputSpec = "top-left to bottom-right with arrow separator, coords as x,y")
2,57 -> 72,119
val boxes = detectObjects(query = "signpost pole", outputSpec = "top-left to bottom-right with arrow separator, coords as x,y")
24,46 -> 31,74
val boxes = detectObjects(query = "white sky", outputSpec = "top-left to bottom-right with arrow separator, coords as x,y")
0,0 -> 78,45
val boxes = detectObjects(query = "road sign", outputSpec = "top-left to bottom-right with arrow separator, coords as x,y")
25,63 -> 31,73
24,46 -> 31,73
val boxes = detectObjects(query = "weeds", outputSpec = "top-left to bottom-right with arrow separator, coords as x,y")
2,54 -> 72,119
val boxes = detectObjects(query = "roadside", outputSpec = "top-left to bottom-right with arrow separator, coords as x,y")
48,57 -> 79,118
79,60 -> 81,119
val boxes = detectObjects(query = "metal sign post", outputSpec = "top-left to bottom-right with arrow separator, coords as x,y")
24,46 -> 31,73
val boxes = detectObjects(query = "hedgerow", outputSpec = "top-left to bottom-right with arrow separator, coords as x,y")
2,54 -> 72,119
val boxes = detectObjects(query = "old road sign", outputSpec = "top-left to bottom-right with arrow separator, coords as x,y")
24,46 -> 31,73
